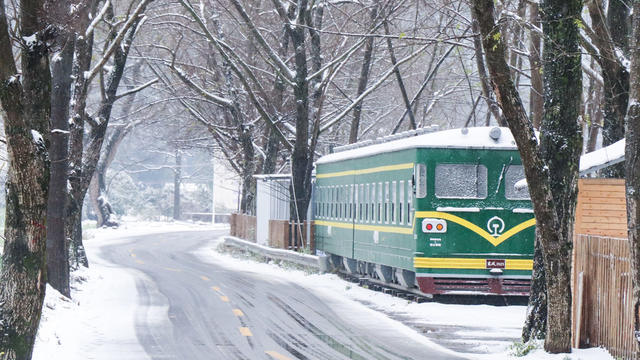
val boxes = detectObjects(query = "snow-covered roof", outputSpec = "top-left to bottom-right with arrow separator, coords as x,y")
579,139 -> 625,175
317,127 -> 518,165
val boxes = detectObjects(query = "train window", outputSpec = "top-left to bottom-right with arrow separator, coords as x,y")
335,186 -> 339,219
435,164 -> 488,199
340,186 -> 345,220
358,184 -> 363,221
415,163 -> 427,198
399,181 -> 404,224
384,182 -> 390,223
407,190 -> 412,226
370,183 -> 375,222
350,184 -> 354,220
332,187 -> 336,219
505,165 -> 531,200
391,181 -> 397,224
364,184 -> 369,222
377,182 -> 382,223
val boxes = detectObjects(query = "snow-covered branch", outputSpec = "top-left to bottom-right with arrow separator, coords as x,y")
114,78 -> 159,101
319,43 -> 429,132
85,0 -> 152,82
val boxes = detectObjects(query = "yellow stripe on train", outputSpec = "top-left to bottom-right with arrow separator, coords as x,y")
413,257 -> 533,270
316,163 -> 414,179
414,211 -> 536,247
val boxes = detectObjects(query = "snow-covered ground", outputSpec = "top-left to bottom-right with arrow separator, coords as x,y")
196,243 -> 613,360
33,220 -> 226,360
34,221 -> 612,360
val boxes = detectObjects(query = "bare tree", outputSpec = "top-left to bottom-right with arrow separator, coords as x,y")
0,0 -> 56,357
471,0 -> 582,353
625,0 -> 640,353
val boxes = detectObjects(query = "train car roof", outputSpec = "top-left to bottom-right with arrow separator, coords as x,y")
316,127 -> 518,165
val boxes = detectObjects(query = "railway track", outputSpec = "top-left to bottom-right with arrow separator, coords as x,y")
337,271 -> 528,306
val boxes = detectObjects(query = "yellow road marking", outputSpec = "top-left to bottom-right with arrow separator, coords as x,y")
265,351 -> 292,360
232,309 -> 244,317
163,267 -> 182,272
135,260 -> 144,265
239,327 -> 252,336
200,275 -> 210,281
220,295 -> 229,302
317,163 -> 414,179
130,253 -> 136,258
212,286 -> 221,292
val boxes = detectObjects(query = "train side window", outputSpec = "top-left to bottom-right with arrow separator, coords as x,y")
391,181 -> 397,224
350,184 -> 355,220
322,187 -> 326,218
364,184 -> 369,222
371,183 -> 375,222
505,165 -> 531,200
358,184 -> 363,222
341,186 -> 345,220
377,182 -> 382,223
435,164 -> 488,199
384,182 -> 389,223
415,163 -> 427,198
399,181 -> 404,224
407,188 -> 412,226
333,186 -> 340,220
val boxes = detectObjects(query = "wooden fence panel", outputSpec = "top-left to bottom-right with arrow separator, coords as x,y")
230,213 -> 257,242
572,234 -> 637,359
575,179 -> 627,238
268,220 -> 315,253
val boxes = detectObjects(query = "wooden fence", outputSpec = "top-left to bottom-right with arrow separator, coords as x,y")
230,214 -> 314,252
230,213 -> 257,242
572,178 -> 637,359
269,220 -> 315,252
574,178 -> 627,238
572,234 -> 636,359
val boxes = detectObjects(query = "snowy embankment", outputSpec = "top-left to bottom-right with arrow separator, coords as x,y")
198,240 -> 613,360
33,220 -> 226,360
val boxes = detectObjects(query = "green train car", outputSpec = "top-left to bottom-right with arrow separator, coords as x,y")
313,126 -> 535,296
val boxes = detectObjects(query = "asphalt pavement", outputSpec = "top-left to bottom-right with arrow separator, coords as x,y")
98,230 -> 466,360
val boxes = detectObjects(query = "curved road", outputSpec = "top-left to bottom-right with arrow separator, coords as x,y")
99,230 -> 464,360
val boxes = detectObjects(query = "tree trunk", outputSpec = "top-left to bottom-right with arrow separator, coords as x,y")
349,5 -> 377,144
67,0 -> 96,269
587,0 -> 630,178
624,0 -> 640,353
528,2 -> 543,129
90,125 -> 129,227
0,0 -> 52,357
471,0 -> 582,353
522,230 -> 547,342
383,20 -> 416,131
46,34 -> 74,297
173,150 -> 181,220
471,12 -> 502,126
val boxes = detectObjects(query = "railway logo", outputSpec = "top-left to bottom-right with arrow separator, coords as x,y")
487,216 -> 505,237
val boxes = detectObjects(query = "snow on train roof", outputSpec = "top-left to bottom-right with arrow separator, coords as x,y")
316,127 -> 518,165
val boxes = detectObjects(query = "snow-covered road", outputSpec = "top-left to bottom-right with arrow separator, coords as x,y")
33,222 -> 612,360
